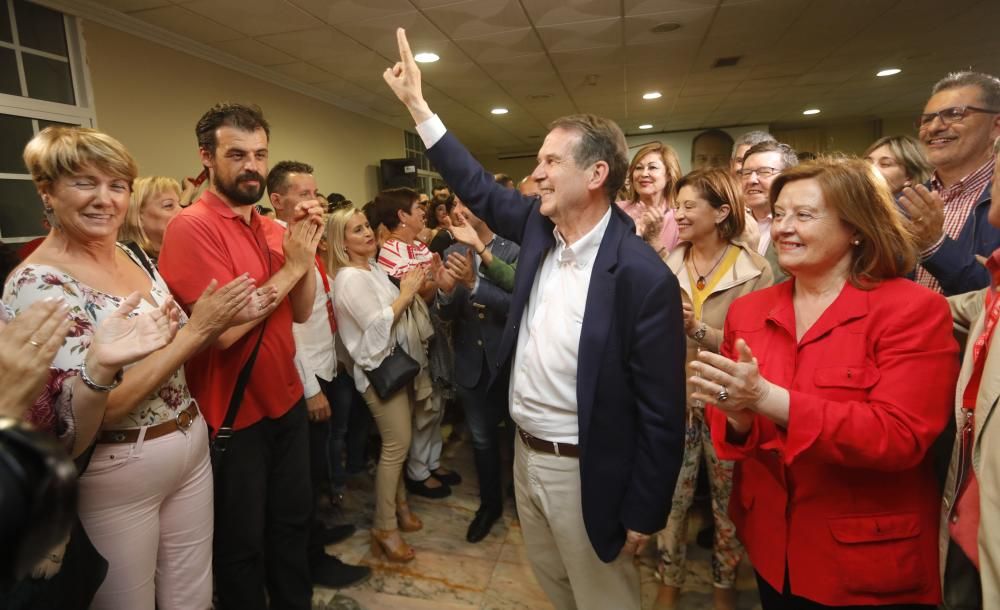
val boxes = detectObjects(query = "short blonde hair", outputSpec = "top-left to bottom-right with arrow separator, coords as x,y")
119,176 -> 181,253
325,205 -> 364,276
23,126 -> 138,193
769,157 -> 917,288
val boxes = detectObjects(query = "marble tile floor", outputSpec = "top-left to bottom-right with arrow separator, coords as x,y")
311,438 -> 762,610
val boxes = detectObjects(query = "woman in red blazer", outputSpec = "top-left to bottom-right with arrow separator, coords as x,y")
689,158 -> 959,609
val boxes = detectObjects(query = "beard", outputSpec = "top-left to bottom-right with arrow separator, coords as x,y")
215,170 -> 265,206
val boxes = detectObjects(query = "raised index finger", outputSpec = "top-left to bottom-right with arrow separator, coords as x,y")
397,28 -> 414,65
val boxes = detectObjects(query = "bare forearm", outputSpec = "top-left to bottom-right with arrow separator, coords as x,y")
405,98 -> 433,126
215,263 -> 307,349
102,327 -> 204,425
289,266 -> 316,323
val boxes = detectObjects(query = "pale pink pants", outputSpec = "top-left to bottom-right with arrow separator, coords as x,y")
78,413 -> 214,610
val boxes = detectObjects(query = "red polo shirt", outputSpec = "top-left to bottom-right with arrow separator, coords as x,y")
158,190 -> 303,430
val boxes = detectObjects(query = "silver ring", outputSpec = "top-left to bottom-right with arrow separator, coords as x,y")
717,387 -> 730,402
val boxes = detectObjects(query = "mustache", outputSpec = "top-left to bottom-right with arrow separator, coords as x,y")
236,171 -> 265,184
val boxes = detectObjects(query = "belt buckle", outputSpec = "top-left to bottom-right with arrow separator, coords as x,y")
175,407 -> 195,433
110,431 -> 127,443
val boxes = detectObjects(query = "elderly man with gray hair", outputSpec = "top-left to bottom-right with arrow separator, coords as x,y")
731,130 -> 776,175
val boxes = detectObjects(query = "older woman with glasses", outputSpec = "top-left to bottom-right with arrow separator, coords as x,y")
5,126 -> 272,610
692,158 -> 958,609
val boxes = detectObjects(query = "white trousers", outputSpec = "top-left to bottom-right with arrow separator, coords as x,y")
406,392 -> 445,481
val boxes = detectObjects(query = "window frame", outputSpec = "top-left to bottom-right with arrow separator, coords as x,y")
0,1 -> 94,242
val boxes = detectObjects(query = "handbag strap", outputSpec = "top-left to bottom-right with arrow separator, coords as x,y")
122,240 -> 157,280
212,319 -> 267,447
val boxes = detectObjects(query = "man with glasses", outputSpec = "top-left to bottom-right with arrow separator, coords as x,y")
902,71 -> 1000,295
737,141 -> 799,257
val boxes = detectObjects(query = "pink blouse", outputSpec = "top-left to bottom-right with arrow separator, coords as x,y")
616,199 -> 679,254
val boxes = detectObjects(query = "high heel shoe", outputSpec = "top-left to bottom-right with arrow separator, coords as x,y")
370,528 -> 415,562
396,503 -> 423,533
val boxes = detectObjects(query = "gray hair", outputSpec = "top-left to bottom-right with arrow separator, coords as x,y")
743,141 -> 799,170
548,114 -> 629,201
732,130 -> 776,160
932,71 -> 1000,109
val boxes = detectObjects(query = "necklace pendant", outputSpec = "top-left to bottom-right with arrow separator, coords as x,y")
696,276 -> 706,290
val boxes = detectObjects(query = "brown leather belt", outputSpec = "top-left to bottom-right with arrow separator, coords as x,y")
518,427 -> 580,458
97,403 -> 198,444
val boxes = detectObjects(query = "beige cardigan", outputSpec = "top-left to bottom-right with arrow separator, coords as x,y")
941,288 -> 1000,609
664,241 -> 774,408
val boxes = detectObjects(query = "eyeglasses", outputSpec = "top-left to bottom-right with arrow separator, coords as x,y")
737,167 -> 780,179
916,105 -> 1000,129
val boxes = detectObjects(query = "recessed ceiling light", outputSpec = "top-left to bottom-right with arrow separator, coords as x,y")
876,68 -> 901,77
802,108 -> 821,115
642,91 -> 662,100
639,124 -> 653,130
491,107 -> 509,115
651,22 -> 681,33
414,52 -> 439,63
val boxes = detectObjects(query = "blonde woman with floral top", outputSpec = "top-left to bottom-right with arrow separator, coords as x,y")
5,126 -> 273,610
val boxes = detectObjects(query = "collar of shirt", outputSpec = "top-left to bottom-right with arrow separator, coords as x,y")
200,189 -> 263,226
930,156 -> 995,199
553,207 -> 612,270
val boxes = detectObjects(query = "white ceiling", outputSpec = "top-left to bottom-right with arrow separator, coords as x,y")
59,0 -> 1000,155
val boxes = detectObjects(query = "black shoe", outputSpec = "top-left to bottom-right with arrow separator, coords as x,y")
466,504 -> 503,543
432,469 -> 462,486
404,475 -> 451,498
311,554 -> 371,589
316,523 -> 356,546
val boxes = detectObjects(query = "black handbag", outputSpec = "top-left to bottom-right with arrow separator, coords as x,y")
365,343 -> 420,400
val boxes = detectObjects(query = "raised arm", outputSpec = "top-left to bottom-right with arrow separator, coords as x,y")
382,28 -> 536,243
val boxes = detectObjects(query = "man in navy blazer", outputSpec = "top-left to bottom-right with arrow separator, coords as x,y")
385,29 -> 686,609
437,197 -> 519,543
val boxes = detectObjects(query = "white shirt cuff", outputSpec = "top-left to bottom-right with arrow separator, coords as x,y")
415,114 -> 447,150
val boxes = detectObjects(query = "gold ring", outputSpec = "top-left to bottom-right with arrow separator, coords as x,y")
28,339 -> 42,348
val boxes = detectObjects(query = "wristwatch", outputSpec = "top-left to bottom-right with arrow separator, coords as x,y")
692,324 -> 708,342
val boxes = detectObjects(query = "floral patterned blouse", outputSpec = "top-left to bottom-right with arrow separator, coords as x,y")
3,244 -> 193,430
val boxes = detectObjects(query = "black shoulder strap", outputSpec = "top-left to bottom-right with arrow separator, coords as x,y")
122,241 -> 157,280
212,319 -> 267,446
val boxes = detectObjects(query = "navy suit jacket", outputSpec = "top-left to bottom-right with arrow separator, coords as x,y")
437,237 -> 519,389
426,131 -> 686,561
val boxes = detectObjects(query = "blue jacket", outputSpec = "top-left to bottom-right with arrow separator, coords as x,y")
436,238 -> 519,389
426,131 -> 686,562
922,181 -> 998,296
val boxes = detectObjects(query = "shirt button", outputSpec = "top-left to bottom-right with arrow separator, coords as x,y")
951,514 -> 959,524
476,339 -> 483,346
478,313 -> 485,320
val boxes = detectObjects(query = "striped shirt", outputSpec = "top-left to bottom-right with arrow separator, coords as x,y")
378,237 -> 432,279
917,158 -> 994,293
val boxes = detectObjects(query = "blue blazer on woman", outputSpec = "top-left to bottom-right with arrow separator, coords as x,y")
426,131 -> 687,562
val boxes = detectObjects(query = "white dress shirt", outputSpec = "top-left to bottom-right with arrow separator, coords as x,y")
416,113 -> 611,444
291,265 -> 337,398
755,214 -> 772,256
276,219 -> 336,398
509,209 -> 611,444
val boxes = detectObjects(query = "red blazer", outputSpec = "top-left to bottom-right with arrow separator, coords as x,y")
709,278 -> 958,606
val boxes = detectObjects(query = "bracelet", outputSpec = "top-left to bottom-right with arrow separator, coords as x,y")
80,362 -> 123,393
476,245 -> 486,255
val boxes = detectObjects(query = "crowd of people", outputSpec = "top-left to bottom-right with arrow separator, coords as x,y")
0,26 -> 999,610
